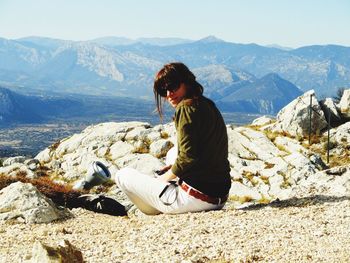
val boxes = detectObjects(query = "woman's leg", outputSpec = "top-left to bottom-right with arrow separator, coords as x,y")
115,167 -> 225,215
115,168 -> 167,215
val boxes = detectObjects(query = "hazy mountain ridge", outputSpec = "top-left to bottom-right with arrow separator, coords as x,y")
0,36 -> 349,98
0,86 -> 160,126
216,73 -> 303,113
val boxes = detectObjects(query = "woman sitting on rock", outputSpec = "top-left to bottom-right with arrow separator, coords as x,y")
115,62 -> 231,214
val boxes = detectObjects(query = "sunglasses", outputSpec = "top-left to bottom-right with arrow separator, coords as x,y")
157,83 -> 180,97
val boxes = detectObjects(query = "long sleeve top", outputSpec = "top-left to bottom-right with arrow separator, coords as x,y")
171,96 -> 231,197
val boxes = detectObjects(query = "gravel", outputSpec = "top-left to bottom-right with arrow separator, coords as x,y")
0,195 -> 349,262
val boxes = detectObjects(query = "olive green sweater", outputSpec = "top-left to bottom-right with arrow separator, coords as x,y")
171,96 -> 231,197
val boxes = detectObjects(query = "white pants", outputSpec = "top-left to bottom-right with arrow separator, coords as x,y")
115,167 -> 224,215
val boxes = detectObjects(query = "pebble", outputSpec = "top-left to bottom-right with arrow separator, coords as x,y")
0,199 -> 349,262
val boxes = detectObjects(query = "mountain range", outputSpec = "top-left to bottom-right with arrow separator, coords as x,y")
1,36 -> 349,98
0,87 -> 157,126
0,35 -> 349,125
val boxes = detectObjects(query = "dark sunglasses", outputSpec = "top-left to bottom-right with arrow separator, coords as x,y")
157,83 -> 180,97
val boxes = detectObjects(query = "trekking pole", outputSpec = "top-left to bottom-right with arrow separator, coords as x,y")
308,94 -> 313,145
327,108 -> 331,164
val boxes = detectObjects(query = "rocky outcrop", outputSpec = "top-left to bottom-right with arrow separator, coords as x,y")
1,90 -> 349,211
268,90 -> 328,137
338,88 -> 350,118
0,182 -> 72,223
320,98 -> 342,126
29,240 -> 83,263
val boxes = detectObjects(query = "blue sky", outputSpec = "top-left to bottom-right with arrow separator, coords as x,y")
0,0 -> 349,48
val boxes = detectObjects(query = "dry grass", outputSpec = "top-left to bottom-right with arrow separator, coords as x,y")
160,131 -> 169,139
275,144 -> 291,154
229,195 -> 254,203
0,173 -> 84,208
306,135 -> 350,168
49,140 -> 61,151
260,175 -> 270,185
257,195 -> 272,204
242,171 -> 261,187
264,162 -> 275,169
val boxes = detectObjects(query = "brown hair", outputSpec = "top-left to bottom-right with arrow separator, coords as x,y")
153,62 -> 204,119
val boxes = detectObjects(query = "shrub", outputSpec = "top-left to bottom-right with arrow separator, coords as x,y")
0,174 -> 84,208
323,140 -> 338,151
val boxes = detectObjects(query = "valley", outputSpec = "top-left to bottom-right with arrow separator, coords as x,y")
0,112 -> 262,158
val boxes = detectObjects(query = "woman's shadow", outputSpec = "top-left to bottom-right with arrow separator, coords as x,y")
240,195 -> 350,210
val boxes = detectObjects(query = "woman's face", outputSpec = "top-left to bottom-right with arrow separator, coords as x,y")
166,83 -> 187,108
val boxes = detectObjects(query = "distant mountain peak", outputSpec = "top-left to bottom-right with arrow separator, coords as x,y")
265,44 -> 293,51
197,35 -> 224,43
262,72 -> 283,80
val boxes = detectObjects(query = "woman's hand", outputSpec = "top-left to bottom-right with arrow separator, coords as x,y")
158,168 -> 177,182
154,165 -> 172,176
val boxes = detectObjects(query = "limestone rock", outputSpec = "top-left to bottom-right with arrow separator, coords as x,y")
274,136 -> 308,155
24,159 -> 40,171
229,182 -> 262,201
338,89 -> 350,118
30,117 -> 349,209
320,98 -> 342,126
115,153 -> 164,175
270,90 -> 328,137
234,127 -> 282,161
35,148 -> 51,164
109,141 -> 134,160
293,166 -> 350,197
149,139 -> 173,158
251,115 -> 275,127
330,121 -> 350,144
0,182 -> 71,224
30,240 -> 83,263
0,163 -> 36,179
3,156 -> 26,166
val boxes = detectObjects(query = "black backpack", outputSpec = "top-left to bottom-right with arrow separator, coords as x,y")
77,194 -> 127,216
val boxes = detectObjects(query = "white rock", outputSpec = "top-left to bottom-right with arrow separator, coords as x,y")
251,115 -> 275,127
0,163 -> 22,176
30,240 -> 83,262
95,145 -> 109,157
234,127 -> 281,161
24,159 -> 40,171
330,121 -> 350,144
149,139 -> 173,158
3,156 -> 26,166
115,153 -> 164,175
125,126 -> 150,141
146,130 -> 162,142
0,182 -> 71,224
35,148 -> 51,163
270,90 -> 328,137
283,152 -> 315,171
227,129 -> 256,159
109,141 -> 134,160
274,136 -> 308,155
293,166 -> 350,197
132,140 -> 149,154
338,89 -> 350,117
229,182 -> 261,201
228,154 -> 247,171
19,165 -> 36,179
320,98 -> 341,123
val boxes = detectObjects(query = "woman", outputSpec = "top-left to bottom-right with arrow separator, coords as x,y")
115,62 -> 231,215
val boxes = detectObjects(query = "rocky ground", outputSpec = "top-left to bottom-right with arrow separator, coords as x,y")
1,89 -> 349,262
0,195 -> 349,262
